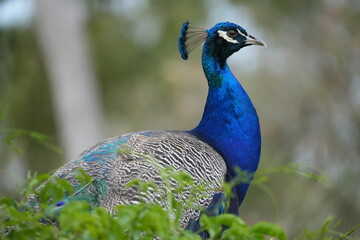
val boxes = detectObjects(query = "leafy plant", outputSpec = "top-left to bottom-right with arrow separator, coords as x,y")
0,106 -> 62,155
0,159 -> 358,239
295,217 -> 360,240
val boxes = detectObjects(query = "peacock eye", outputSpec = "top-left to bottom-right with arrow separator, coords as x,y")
55,201 -> 65,207
227,29 -> 239,38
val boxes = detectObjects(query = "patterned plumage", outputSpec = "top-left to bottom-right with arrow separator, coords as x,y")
29,21 -> 266,231
31,131 -> 226,228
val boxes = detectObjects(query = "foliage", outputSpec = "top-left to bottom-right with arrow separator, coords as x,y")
0,166 -> 358,240
0,106 -> 62,155
0,127 -> 61,155
295,217 -> 360,240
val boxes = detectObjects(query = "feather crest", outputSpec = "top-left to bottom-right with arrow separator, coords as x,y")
178,21 -> 207,60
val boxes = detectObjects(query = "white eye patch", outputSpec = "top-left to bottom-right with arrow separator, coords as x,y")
236,29 -> 248,38
217,30 -> 239,44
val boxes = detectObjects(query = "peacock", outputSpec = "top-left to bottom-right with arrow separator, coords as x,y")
28,21 -> 266,232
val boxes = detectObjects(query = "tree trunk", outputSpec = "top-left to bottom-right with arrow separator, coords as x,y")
34,0 -> 103,161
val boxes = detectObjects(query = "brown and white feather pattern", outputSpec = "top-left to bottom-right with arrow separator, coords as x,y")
33,130 -> 227,228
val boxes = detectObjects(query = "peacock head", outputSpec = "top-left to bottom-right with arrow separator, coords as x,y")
179,21 -> 266,61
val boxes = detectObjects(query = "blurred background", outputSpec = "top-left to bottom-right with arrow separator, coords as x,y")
0,0 -> 359,237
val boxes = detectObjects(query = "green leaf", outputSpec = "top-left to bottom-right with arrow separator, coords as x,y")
76,168 -> 93,185
251,221 -> 287,240
339,223 -> 360,240
215,214 -> 247,227
200,215 -> 223,239
0,197 -> 18,209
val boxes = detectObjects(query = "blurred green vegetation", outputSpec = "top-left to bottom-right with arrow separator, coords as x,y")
0,0 -> 359,238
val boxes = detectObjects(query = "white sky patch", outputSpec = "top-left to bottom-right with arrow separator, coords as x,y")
0,0 -> 34,28
217,30 -> 239,44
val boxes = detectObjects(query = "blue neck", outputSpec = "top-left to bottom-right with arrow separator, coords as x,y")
191,49 -> 261,209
